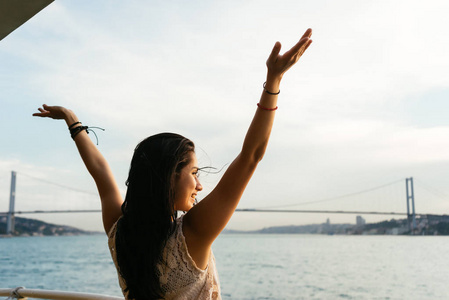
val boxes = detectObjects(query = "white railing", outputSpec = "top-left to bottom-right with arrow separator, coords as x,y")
0,287 -> 124,300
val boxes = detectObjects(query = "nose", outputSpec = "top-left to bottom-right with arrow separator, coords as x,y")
196,177 -> 203,191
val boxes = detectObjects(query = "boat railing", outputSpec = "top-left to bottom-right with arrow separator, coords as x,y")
0,287 -> 124,300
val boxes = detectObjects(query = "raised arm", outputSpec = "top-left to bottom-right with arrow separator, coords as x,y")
183,29 -> 313,268
33,105 -> 123,233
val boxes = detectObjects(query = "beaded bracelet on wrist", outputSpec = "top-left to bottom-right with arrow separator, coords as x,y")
257,103 -> 278,111
263,82 -> 280,95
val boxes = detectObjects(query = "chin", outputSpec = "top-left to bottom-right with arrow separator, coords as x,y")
181,204 -> 194,212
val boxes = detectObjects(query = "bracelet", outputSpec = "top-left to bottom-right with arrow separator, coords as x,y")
69,125 -> 105,145
263,82 -> 280,95
70,126 -> 88,139
68,121 -> 81,129
257,103 -> 278,111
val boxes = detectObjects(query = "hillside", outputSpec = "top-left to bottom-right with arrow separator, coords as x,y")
0,216 -> 96,236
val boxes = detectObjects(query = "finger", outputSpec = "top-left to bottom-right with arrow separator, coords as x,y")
288,28 -> 313,55
297,39 -> 312,56
304,39 -> 313,52
32,112 -> 50,117
302,28 -> 312,39
267,41 -> 282,63
33,106 -> 50,117
295,39 -> 313,60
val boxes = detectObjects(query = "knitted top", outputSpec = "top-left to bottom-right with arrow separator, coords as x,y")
108,215 -> 221,300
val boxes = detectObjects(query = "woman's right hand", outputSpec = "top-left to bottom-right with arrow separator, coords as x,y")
33,104 -> 80,128
33,104 -> 71,120
33,103 -> 123,233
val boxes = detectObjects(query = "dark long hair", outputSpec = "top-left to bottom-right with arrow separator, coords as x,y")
115,133 -> 195,299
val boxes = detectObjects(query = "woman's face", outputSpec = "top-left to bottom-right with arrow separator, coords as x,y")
173,152 -> 203,211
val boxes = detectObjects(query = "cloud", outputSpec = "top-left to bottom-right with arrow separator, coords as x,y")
3,0 -> 449,230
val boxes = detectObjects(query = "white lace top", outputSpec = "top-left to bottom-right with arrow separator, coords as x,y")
108,216 -> 221,300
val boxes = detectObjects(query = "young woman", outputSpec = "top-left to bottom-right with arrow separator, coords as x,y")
33,28 -> 312,300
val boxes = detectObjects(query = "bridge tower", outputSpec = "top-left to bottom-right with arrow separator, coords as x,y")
6,171 -> 17,235
405,177 -> 416,234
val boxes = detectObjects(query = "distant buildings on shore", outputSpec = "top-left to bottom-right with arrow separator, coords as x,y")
225,214 -> 449,236
356,216 -> 366,226
349,214 -> 449,235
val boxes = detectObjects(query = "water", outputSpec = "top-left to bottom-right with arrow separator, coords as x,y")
0,235 -> 120,296
1,234 -> 448,299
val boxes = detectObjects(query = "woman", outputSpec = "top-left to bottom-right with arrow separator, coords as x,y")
33,28 -> 312,299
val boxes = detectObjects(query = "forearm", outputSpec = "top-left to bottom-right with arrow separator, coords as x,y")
34,104 -> 123,232
62,109 -> 112,187
74,132 -> 111,181
241,28 -> 312,162
241,74 -> 282,163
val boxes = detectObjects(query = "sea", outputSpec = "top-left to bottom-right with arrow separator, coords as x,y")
1,234 -> 448,300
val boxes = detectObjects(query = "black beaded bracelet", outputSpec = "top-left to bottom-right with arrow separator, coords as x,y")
70,126 -> 88,140
69,125 -> 105,145
68,121 -> 82,129
263,82 -> 280,95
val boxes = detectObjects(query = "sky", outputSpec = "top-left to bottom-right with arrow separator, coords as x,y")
1,0 -> 449,231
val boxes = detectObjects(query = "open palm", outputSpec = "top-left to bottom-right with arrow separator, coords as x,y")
266,28 -> 312,77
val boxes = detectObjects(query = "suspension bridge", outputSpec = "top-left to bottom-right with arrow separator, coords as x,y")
1,170 -> 446,235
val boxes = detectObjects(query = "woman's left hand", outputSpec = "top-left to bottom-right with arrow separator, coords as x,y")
266,28 -> 313,79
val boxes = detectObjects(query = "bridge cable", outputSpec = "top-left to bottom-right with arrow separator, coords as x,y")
253,178 -> 404,209
414,178 -> 449,200
18,172 -> 98,196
